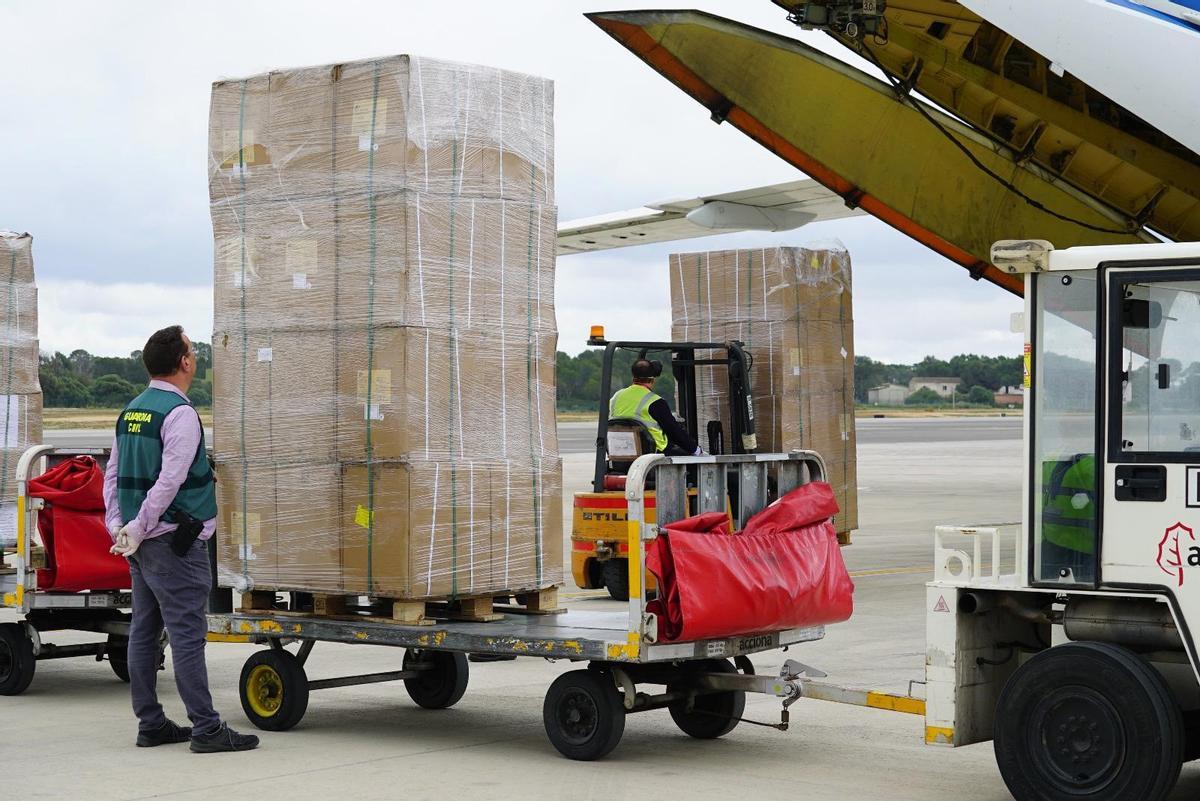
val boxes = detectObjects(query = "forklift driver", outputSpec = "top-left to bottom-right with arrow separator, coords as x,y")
610,359 -> 705,456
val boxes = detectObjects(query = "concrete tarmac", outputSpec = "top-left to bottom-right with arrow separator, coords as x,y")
9,418 -> 1200,800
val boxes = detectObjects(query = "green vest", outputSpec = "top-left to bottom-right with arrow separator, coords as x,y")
116,386 -> 217,525
1041,454 -> 1096,554
609,384 -> 668,452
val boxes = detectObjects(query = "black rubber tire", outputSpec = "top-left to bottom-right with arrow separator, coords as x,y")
994,641 -> 1184,801
239,648 -> 309,732
602,559 -> 630,602
403,650 -> 469,709
107,634 -> 130,683
668,659 -> 746,739
0,623 -> 35,696
543,669 -> 626,761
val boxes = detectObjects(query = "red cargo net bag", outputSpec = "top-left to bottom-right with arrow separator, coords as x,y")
646,481 -> 854,642
27,455 -> 130,592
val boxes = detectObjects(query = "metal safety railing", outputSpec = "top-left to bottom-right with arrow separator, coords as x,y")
619,450 -> 828,659
2,445 -> 112,612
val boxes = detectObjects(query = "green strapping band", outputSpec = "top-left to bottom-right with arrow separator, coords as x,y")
236,79 -> 250,581
0,247 -> 18,503
364,62 -> 381,593
526,168 -> 542,585
447,135 -> 461,600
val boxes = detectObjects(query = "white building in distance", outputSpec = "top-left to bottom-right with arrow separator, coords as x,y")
908,377 -> 963,399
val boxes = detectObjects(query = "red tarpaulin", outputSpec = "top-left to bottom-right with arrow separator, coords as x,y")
28,456 -> 129,592
646,481 -> 853,642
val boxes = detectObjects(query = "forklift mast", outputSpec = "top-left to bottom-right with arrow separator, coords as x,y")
590,335 -> 758,493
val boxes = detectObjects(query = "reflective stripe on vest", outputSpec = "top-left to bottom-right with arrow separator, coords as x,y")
609,384 -> 668,452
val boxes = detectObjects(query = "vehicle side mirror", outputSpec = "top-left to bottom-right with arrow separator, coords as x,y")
1122,298 -> 1163,329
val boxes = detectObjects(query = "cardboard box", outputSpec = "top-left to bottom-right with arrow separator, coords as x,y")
209,56 -> 554,205
208,74 -> 273,206
340,457 -> 561,598
333,192 -> 556,332
212,328 -> 338,464
216,460 -> 342,594
670,247 -> 852,325
333,325 -> 557,463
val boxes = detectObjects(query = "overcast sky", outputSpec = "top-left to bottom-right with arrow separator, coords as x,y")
0,1 -> 1021,362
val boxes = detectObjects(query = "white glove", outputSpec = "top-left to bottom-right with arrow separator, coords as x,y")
693,447 -> 706,456
109,527 -> 140,557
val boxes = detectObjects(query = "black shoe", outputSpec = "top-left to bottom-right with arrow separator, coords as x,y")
136,719 -> 192,747
189,722 -> 260,753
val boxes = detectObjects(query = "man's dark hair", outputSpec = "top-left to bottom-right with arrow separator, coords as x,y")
631,359 -> 662,381
142,325 -> 188,377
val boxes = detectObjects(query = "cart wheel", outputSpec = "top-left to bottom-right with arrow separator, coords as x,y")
668,659 -> 746,739
995,641 -> 1183,801
403,649 -> 469,709
239,649 -> 309,732
543,669 -> 626,760
0,623 -> 35,696
602,560 -> 629,602
107,634 -> 130,683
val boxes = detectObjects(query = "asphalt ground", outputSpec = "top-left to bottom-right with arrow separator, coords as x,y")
11,417 -> 1200,799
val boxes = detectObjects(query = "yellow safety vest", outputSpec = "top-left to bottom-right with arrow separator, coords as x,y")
609,384 -> 668,452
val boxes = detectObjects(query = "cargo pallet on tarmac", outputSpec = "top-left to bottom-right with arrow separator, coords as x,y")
208,451 -> 833,760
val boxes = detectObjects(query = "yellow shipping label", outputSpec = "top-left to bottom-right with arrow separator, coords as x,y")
1023,344 -> 1032,389
285,240 -> 319,275
230,511 -> 261,546
352,98 -> 388,137
222,129 -> 257,166
357,369 -> 392,403
354,505 -> 374,529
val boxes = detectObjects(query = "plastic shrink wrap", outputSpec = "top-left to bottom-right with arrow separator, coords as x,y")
208,56 -> 561,599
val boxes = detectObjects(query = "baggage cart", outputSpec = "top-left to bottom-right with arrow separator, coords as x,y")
209,451 -> 837,759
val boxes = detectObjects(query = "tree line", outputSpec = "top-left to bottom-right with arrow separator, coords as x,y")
38,344 -> 1022,411
40,343 -> 214,408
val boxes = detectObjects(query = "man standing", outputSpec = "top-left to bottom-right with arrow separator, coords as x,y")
609,358 -> 704,456
103,325 -> 258,753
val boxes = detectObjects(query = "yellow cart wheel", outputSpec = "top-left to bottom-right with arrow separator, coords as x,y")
239,648 -> 309,732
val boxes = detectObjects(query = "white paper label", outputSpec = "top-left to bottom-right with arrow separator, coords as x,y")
238,544 -> 257,561
358,134 -> 378,152
606,431 -> 639,458
292,273 -> 310,290
257,348 -> 273,363
365,403 -> 384,421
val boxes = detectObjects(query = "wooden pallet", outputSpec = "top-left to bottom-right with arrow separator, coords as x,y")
238,587 -> 564,626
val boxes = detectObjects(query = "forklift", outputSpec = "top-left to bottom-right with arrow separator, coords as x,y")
925,239 -> 1200,801
571,327 -> 757,600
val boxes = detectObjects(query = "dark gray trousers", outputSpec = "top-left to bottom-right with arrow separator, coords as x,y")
128,535 -> 221,736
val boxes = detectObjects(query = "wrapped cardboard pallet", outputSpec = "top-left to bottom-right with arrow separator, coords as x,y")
209,57 -> 561,601
670,246 -> 857,540
0,233 -> 43,546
